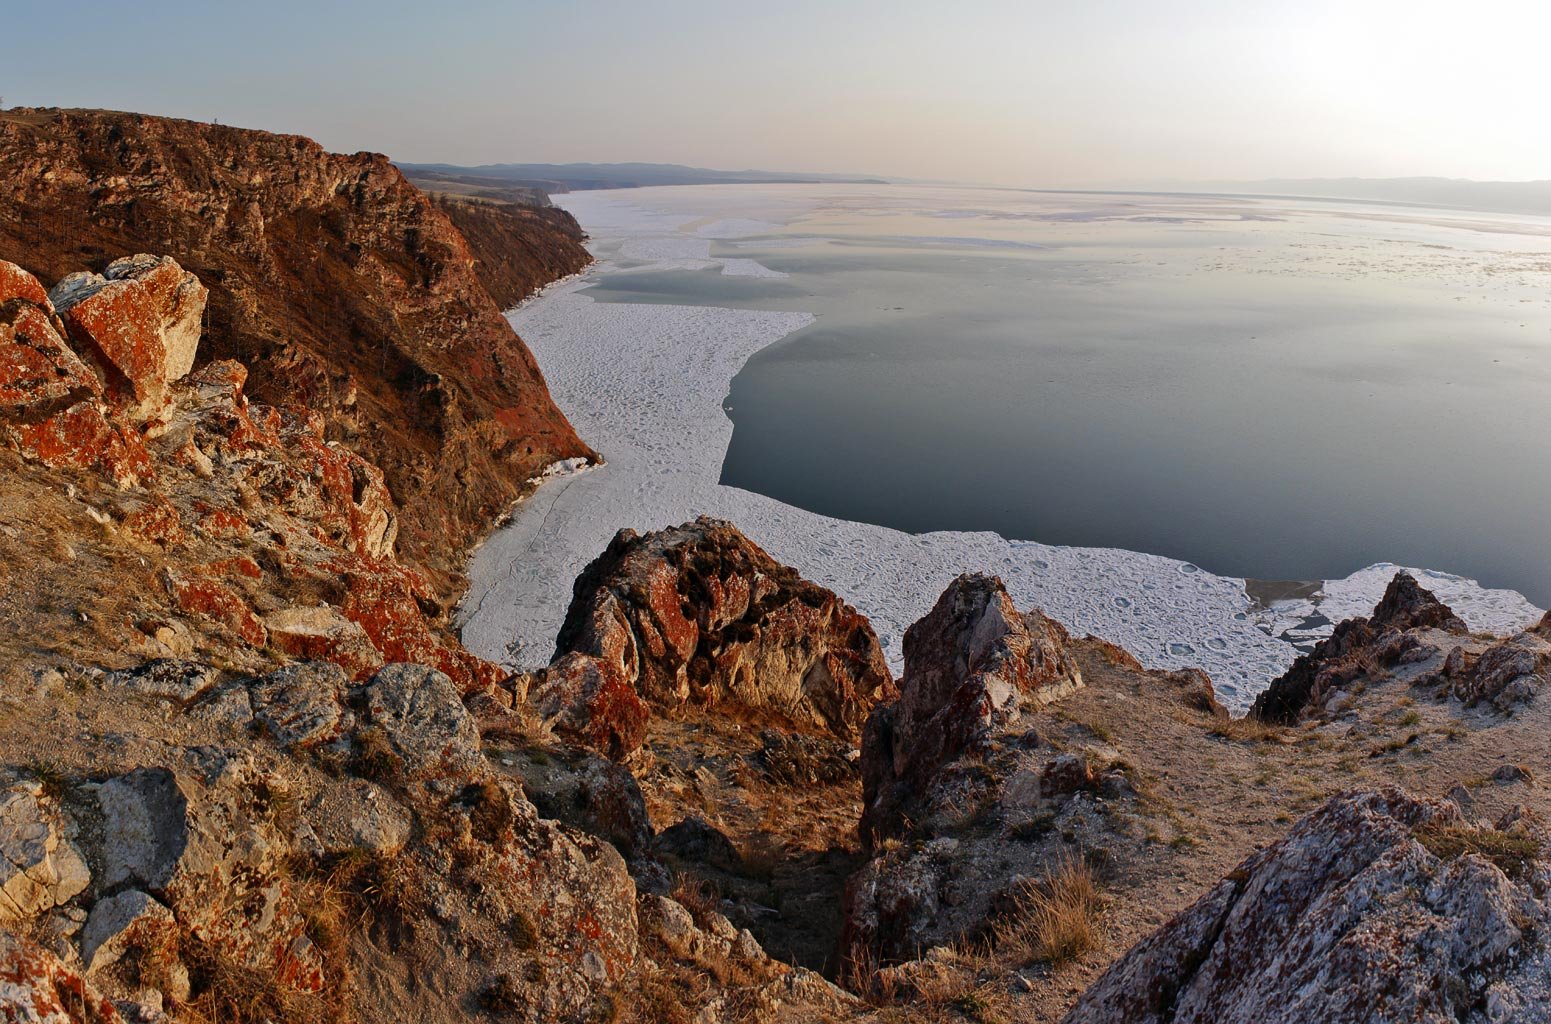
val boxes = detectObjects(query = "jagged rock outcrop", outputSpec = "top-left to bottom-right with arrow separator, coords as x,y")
860,573 -> 1082,844
1252,572 -> 1466,722
0,258 -> 153,486
0,108 -> 593,586
1252,572 -> 1549,722
1062,787 -> 1551,1024
533,518 -> 895,758
49,254 -> 207,429
840,574 -> 1117,973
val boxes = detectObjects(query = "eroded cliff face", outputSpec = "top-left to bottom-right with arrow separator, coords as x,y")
0,107 -> 594,586
431,194 -> 591,309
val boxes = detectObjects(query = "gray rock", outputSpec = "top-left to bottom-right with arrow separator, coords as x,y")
0,781 -> 91,922
306,779 -> 412,857
95,769 -> 188,894
80,889 -> 176,972
1062,787 -> 1551,1024
189,682 -> 253,729
363,663 -> 482,781
104,660 -> 219,702
248,661 -> 347,749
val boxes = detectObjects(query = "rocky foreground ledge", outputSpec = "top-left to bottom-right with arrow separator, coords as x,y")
4,493 -> 1551,1021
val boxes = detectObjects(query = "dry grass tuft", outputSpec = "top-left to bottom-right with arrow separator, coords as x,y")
670,871 -> 723,930
991,854 -> 1102,967
1416,823 -> 1541,879
181,944 -> 340,1024
1209,715 -> 1286,744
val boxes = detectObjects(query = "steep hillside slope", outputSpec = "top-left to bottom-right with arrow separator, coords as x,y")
0,108 -> 593,586
431,194 -> 591,309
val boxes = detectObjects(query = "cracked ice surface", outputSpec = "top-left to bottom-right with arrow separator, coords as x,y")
458,190 -> 1543,711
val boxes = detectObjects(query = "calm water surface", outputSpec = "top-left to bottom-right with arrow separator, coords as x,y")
582,187 -> 1551,604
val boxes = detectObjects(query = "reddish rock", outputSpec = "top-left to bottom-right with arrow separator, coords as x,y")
546,517 -> 894,758
0,108 -> 594,587
0,928 -> 126,1023
0,300 -> 96,409
122,497 -> 185,548
530,652 -> 652,760
332,558 -> 503,692
860,573 -> 1082,844
0,259 -> 52,309
191,500 -> 250,539
264,605 -> 384,681
8,399 -> 153,488
0,293 -> 153,487
50,254 -> 206,426
165,564 -> 267,647
1062,788 -> 1551,1024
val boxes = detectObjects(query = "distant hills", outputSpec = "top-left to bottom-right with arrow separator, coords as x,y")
1176,177 -> 1551,218
398,160 -> 887,199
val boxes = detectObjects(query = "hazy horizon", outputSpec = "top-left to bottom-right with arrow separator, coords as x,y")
12,1 -> 1551,188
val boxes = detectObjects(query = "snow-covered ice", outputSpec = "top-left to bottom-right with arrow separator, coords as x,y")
458,189 -> 1544,712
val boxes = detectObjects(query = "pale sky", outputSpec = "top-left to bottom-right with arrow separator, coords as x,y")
10,0 -> 1551,186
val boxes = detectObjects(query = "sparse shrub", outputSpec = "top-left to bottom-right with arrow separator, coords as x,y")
465,778 -> 514,843
351,727 -> 403,782
1416,823 -> 1541,879
1209,716 -> 1284,743
24,758 -> 69,800
1008,812 -> 1057,842
992,854 -> 1102,967
508,911 -> 538,951
318,847 -> 425,947
670,872 -> 721,929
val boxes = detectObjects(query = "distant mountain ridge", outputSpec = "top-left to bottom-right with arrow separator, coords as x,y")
398,160 -> 888,195
1168,176 -> 1551,218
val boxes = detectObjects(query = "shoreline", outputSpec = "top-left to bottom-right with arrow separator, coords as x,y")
458,187 -> 1544,709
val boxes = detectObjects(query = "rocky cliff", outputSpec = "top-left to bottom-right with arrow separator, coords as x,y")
0,108 -> 594,587
431,195 -> 591,309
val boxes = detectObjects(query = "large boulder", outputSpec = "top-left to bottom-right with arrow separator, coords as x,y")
1064,787 -> 1551,1024
1446,633 -> 1551,712
91,758 -> 326,995
361,663 -> 484,783
50,254 -> 207,428
538,518 -> 894,758
860,573 -> 1082,844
